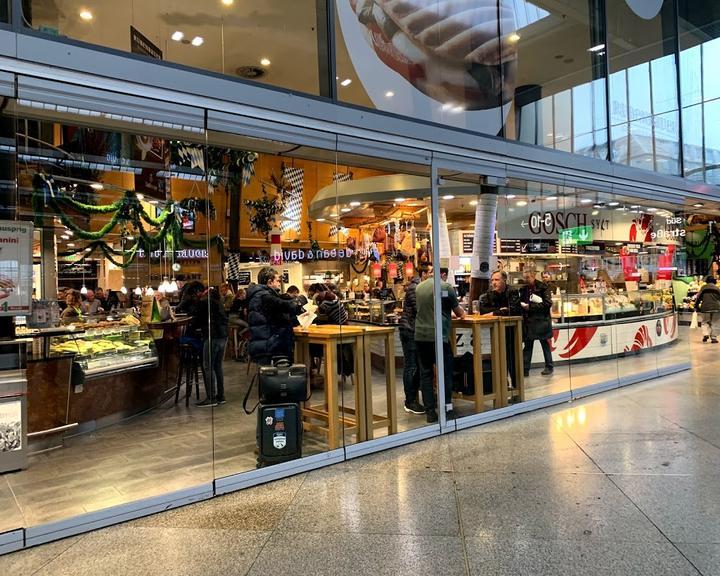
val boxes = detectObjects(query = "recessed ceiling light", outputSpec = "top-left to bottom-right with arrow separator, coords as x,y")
316,218 -> 325,222
693,202 -> 704,208
580,198 -> 593,204
67,243 -> 76,247
630,205 -> 641,209
221,0 -> 234,5
647,207 -> 658,212
385,91 -> 395,98
442,195 -> 455,200
588,43 -> 605,53
508,32 -> 521,43
516,200 -> 528,206
260,57 -> 271,66
608,201 -> 620,206
340,78 -> 352,87
61,234 -> 69,240
349,201 -> 361,207
394,197 -> 406,202
90,183 -> 104,190
340,207 -> 351,213
546,196 -> 557,201
441,103 -> 453,111
469,200 -> 478,206
79,9 -> 93,21
616,206 -> 626,211
191,36 -> 204,47
451,105 -> 465,113
171,31 -> 184,42
592,210 -> 599,215
507,194 -> 516,199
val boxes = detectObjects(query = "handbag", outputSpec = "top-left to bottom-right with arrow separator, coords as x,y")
690,310 -> 699,329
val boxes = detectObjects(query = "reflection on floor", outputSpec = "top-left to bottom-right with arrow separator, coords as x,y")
3,326 -> 717,575
0,330 -> 692,533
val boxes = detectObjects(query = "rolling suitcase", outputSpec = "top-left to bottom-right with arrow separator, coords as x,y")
257,403 -> 302,467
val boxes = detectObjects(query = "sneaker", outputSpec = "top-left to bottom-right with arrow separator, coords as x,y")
426,409 -> 438,423
196,399 -> 217,407
541,368 -> 554,376
216,397 -> 227,405
703,335 -> 709,342
524,371 -> 530,378
445,409 -> 457,420
404,401 -> 425,415
712,339 -> 719,344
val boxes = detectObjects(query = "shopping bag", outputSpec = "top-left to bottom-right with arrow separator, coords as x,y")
690,311 -> 699,329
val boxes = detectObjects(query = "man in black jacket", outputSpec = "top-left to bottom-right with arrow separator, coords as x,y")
696,275 -> 720,343
399,265 -> 430,415
478,270 -> 522,389
520,270 -> 554,377
247,267 -> 303,364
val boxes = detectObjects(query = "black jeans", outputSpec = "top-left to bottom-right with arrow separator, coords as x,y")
523,338 -> 553,373
203,337 -> 227,400
416,340 -> 454,412
505,325 -> 517,386
399,329 -> 420,405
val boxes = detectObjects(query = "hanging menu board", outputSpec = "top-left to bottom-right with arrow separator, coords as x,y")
0,221 -> 33,316
462,233 -> 474,254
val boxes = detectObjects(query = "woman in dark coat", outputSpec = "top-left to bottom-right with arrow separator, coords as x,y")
520,269 -> 554,377
247,267 -> 302,364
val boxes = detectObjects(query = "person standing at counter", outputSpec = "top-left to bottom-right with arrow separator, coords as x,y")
695,275 -> 720,343
399,265 -> 429,415
541,272 -> 559,295
520,270 -> 554,377
247,267 -> 303,364
196,288 -> 228,407
415,268 -> 465,423
372,279 -> 395,300
81,289 -> 104,316
60,289 -> 83,322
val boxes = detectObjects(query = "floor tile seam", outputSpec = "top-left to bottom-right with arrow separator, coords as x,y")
6,476 -> 29,528
28,534 -> 89,576
270,526 -> 463,537
665,423 -> 720,452
565,431 -> 706,576
448,453 -> 472,576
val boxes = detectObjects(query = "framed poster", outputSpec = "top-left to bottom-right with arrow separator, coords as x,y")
0,399 -> 22,452
0,221 -> 33,316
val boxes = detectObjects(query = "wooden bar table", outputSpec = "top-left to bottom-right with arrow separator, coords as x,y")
354,325 -> 398,440
293,325 -> 366,449
450,315 -> 502,411
496,316 -> 525,406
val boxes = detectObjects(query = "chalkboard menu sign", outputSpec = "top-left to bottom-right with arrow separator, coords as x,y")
58,261 -> 97,278
499,239 -> 522,253
236,271 -> 251,285
462,233 -> 474,254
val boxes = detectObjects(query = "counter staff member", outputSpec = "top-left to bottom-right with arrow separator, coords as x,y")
520,269 -> 554,377
478,270 -> 521,391
414,267 -> 465,423
247,266 -> 303,364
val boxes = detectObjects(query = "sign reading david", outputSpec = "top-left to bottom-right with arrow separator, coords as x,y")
0,221 -> 33,316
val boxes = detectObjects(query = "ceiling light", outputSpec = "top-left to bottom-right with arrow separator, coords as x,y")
171,31 -> 184,42
693,203 -> 704,208
507,194 -> 516,199
630,205 -> 641,209
580,198 -> 593,204
441,103 -> 453,111
340,78 -> 352,87
349,201 -> 361,207
592,210 -> 599,215
647,207 -> 658,212
593,203 -> 603,209
79,9 -> 93,21
608,201 -> 620,206
385,91 -> 395,98
65,230 -> 73,236
136,193 -> 144,201
340,207 -> 351,213
446,222 -> 453,226
316,218 -> 325,222
508,32 -> 521,43
588,43 -> 605,53
191,36 -> 204,47
451,106 -> 465,113
516,200 -> 528,207
442,195 -> 455,200
545,196 -> 557,201
260,57 -> 271,66
61,234 -> 70,240
616,206 -> 626,211
90,183 -> 104,190
221,0 -> 234,5
469,200 -> 478,206
67,243 -> 76,247
394,197 -> 406,202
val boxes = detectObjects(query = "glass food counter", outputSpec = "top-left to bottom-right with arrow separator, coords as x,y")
345,299 -> 403,326
551,289 -> 674,323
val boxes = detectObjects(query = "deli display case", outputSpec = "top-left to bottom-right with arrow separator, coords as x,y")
345,299 -> 403,325
48,323 -> 158,381
551,289 -> 673,323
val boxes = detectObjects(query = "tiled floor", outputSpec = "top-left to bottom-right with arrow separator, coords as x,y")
1,329 -> 718,574
0,330 -> 692,531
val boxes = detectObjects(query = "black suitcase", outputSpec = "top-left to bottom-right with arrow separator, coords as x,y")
257,402 -> 302,467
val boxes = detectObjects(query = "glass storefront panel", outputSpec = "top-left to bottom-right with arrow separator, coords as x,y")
0,105 -> 215,528
23,1 -> 322,95
607,0 -> 680,175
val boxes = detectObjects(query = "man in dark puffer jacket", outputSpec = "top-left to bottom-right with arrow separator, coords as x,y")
247,267 -> 303,364
695,275 -> 720,343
